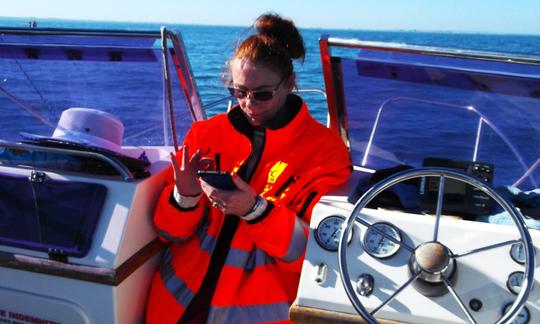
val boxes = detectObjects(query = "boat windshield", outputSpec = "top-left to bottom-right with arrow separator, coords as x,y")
0,29 -> 197,148
327,39 -> 540,220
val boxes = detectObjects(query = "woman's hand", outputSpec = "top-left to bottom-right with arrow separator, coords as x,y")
170,145 -> 212,196
200,173 -> 258,216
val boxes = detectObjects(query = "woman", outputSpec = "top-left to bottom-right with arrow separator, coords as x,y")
146,13 -> 351,323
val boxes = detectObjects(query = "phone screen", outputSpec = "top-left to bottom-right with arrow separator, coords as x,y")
198,171 -> 236,190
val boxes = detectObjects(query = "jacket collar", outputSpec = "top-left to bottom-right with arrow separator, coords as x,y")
227,94 -> 309,142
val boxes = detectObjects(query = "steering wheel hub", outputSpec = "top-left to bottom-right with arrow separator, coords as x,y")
408,241 -> 456,295
415,241 -> 450,273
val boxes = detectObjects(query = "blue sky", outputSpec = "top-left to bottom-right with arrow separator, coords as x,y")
1,0 -> 539,34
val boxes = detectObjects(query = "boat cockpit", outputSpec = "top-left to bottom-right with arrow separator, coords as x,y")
291,36 -> 540,324
0,26 -> 539,324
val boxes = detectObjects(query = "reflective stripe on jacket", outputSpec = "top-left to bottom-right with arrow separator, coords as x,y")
146,98 -> 351,323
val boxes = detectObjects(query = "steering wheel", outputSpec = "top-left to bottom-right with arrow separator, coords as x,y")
338,168 -> 535,324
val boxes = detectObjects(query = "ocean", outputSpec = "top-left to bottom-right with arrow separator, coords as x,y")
1,17 -> 539,189
2,17 -> 540,122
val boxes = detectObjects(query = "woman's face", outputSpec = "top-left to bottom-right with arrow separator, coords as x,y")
230,59 -> 293,126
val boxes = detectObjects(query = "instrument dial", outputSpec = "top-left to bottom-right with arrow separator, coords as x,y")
507,271 -> 524,295
502,303 -> 530,324
363,222 -> 401,259
315,215 -> 353,251
510,242 -> 526,264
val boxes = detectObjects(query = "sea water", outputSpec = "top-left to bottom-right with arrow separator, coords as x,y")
1,17 -> 539,189
1,17 -> 539,122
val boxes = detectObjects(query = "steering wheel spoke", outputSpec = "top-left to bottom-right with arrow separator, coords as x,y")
370,272 -> 420,316
443,277 -> 478,324
433,175 -> 446,242
454,239 -> 521,259
355,215 -> 415,253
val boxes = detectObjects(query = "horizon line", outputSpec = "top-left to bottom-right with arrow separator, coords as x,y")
1,15 -> 540,37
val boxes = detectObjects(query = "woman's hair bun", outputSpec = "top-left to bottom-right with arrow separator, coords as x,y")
254,13 -> 305,61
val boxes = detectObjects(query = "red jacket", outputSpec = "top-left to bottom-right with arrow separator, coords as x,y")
146,98 -> 351,323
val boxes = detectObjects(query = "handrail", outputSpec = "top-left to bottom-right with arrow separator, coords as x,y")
0,27 -> 161,38
293,88 -> 327,99
160,27 -> 178,151
166,30 -> 206,121
319,35 -> 350,148
0,141 -> 135,182
325,37 -> 540,65
202,96 -> 234,111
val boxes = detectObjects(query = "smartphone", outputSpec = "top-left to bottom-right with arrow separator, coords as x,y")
198,170 -> 236,190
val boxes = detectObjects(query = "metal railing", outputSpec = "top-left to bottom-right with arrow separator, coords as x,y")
0,141 -> 134,182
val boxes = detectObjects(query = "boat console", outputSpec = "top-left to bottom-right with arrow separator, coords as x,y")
291,37 -> 540,323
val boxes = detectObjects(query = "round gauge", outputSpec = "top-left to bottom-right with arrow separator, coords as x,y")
510,242 -> 526,264
363,222 -> 401,259
315,215 -> 353,251
507,271 -> 524,295
502,302 -> 530,324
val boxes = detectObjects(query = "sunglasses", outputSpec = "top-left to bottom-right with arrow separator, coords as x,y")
228,76 -> 286,101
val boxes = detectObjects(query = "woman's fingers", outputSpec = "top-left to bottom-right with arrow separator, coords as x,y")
173,145 -> 203,196
181,145 -> 190,171
188,148 -> 200,170
231,173 -> 250,191
198,157 -> 215,171
200,178 -> 215,196
200,180 -> 223,202
170,152 -> 181,176
200,178 -> 257,215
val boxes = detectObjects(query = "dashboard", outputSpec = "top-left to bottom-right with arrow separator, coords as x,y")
293,171 -> 539,324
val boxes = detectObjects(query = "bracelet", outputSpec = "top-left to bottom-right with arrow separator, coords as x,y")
173,186 -> 202,208
241,195 -> 268,221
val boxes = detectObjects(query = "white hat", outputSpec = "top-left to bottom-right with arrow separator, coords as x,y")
21,108 -> 124,154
